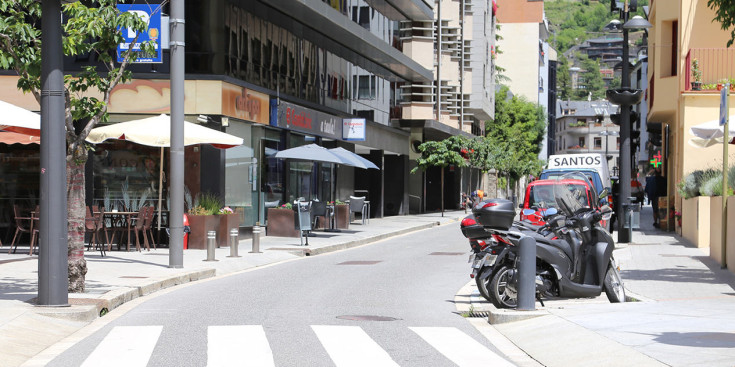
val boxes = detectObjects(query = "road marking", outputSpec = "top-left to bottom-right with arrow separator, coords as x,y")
410,326 -> 515,367
80,326 -> 162,367
207,325 -> 275,367
311,325 -> 400,367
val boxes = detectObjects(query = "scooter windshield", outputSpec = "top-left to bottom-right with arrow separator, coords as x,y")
552,172 -> 591,216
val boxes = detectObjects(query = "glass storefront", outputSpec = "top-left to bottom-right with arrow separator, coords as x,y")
91,141 -> 165,213
225,122 -> 256,226
0,144 -> 39,240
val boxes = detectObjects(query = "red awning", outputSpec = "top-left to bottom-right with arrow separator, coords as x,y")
0,131 -> 40,145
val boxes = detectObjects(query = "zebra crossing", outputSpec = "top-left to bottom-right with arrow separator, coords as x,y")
79,324 -> 515,367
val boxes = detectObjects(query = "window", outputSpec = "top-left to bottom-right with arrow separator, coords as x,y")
579,137 -> 585,147
616,137 -> 620,149
351,6 -> 370,29
353,75 -> 376,99
594,137 -> 602,149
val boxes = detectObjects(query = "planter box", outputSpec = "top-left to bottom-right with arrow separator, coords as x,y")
266,208 -> 299,237
187,214 -> 218,249
710,197 -> 724,265
682,196 -> 711,248
217,213 -> 239,248
334,204 -> 349,229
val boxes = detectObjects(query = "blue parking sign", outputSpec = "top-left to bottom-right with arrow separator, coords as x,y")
116,4 -> 163,63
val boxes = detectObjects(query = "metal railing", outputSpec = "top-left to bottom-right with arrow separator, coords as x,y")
686,48 -> 735,90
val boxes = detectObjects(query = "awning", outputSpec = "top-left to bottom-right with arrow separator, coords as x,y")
0,131 -> 40,145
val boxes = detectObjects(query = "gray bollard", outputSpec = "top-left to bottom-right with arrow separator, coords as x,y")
517,235 -> 536,311
228,228 -> 241,258
250,222 -> 262,253
204,230 -> 218,262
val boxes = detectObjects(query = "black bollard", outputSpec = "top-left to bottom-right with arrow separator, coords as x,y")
517,235 -> 536,311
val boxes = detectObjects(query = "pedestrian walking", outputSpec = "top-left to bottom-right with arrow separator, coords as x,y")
645,167 -> 664,228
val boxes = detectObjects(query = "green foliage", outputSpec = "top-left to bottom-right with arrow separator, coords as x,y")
188,205 -> 209,216
197,192 -> 222,215
679,168 -> 733,198
575,55 -> 606,100
691,58 -> 703,82
557,56 -> 573,100
485,86 -> 545,180
411,136 -> 469,173
708,0 -> 735,47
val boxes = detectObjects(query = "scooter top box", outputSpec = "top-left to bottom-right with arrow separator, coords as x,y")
472,199 -> 516,230
460,214 -> 491,239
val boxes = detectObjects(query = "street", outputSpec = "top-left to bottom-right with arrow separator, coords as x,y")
45,223 -> 514,367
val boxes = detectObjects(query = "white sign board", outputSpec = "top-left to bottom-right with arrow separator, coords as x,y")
342,118 -> 366,141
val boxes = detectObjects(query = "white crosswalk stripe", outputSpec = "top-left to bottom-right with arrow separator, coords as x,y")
208,325 -> 275,367
410,326 -> 515,367
80,325 -> 162,367
311,325 -> 400,367
77,324 -> 512,367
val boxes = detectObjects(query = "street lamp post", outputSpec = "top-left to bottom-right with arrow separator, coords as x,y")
605,1 -> 651,243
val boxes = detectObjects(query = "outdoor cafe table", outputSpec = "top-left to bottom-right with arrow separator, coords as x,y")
103,211 -> 139,252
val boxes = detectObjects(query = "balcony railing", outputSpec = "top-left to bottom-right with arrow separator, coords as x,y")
686,48 -> 735,91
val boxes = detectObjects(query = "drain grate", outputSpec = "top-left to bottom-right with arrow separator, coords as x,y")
464,310 -> 490,318
337,261 -> 382,265
429,252 -> 465,256
337,315 -> 401,321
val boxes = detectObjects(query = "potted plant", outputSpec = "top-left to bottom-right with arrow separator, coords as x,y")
186,192 -> 221,249
216,206 -> 239,247
266,202 -> 300,237
691,58 -> 703,90
333,199 -> 350,229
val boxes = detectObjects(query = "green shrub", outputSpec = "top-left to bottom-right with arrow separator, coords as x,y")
194,192 -> 222,215
701,174 -> 723,196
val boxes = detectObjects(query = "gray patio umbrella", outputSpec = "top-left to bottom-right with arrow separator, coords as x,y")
328,147 -> 379,169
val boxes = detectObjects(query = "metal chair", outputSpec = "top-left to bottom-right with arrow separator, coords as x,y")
86,206 -> 109,256
9,205 -> 33,254
348,196 -> 368,225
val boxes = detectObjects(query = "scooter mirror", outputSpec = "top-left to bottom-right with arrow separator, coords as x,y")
522,208 -> 536,216
543,207 -> 558,218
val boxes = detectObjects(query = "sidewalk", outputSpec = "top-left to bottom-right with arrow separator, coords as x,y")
464,204 -> 735,367
0,211 -> 464,367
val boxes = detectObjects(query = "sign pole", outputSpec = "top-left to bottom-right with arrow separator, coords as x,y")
723,85 -> 729,269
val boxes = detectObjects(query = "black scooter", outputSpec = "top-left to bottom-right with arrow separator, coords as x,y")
462,195 -> 625,308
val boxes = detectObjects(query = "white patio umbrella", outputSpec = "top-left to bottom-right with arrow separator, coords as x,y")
86,114 -> 244,229
0,100 -> 41,136
274,144 -> 351,164
688,117 -> 735,148
328,147 -> 379,169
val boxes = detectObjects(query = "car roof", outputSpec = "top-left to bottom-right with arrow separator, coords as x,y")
529,178 -> 591,188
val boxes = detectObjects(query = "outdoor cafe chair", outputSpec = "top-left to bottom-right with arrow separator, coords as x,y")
311,200 -> 329,230
28,206 -> 39,256
131,206 -> 153,251
142,206 -> 156,250
348,196 -> 368,225
85,206 -> 108,257
9,204 -> 33,254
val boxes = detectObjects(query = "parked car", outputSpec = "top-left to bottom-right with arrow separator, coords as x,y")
519,178 -> 607,229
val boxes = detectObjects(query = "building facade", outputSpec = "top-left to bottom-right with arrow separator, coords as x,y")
0,0 -> 438,235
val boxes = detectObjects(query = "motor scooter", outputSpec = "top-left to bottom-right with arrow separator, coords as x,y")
461,175 -> 625,308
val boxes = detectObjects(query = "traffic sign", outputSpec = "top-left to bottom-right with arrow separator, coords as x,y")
116,4 -> 163,64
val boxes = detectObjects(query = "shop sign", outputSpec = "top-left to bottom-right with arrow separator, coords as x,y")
222,85 -> 269,124
342,118 -> 366,141
116,4 -> 163,63
277,101 -> 341,140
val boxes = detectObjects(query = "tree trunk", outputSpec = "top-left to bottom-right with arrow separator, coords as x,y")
67,153 -> 88,293
441,166 -> 444,217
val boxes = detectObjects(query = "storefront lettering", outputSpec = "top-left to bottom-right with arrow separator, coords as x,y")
321,119 -> 336,135
235,89 -> 262,120
286,107 -> 312,129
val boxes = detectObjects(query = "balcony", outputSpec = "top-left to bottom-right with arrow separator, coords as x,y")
686,48 -> 735,91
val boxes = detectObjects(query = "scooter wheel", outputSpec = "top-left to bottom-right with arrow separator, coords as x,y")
488,265 -> 518,309
603,262 -> 626,303
475,267 -> 493,303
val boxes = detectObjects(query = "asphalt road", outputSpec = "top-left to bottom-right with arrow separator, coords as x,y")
46,223 -> 514,366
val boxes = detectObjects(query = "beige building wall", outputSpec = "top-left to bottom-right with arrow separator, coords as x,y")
497,22 -> 540,103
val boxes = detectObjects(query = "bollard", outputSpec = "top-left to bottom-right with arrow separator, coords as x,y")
228,228 -> 241,258
204,230 -> 218,262
250,222 -> 262,253
516,235 -> 536,311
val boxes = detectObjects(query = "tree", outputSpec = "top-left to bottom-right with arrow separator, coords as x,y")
0,0 -> 161,292
486,86 -> 545,196
557,56 -> 573,100
411,135 -> 469,216
575,54 -> 606,100
708,0 -> 735,46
